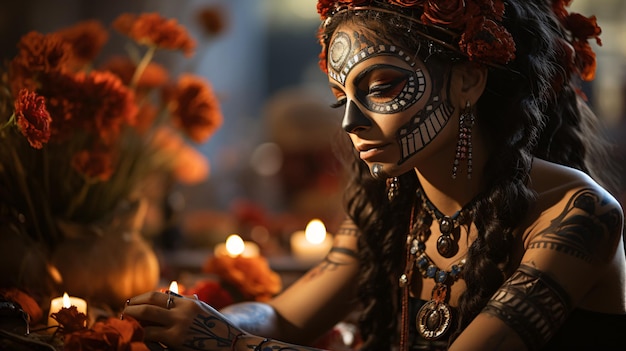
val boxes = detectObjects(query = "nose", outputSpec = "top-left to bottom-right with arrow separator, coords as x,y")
342,100 -> 372,133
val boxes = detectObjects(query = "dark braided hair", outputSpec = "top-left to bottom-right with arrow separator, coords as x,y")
323,1 -> 619,350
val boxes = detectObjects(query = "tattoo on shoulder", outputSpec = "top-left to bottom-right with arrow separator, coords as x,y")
528,188 -> 622,262
483,264 -> 572,351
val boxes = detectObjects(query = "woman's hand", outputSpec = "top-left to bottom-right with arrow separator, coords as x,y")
123,291 -> 245,350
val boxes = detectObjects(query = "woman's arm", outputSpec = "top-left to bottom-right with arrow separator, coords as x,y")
449,186 -> 625,351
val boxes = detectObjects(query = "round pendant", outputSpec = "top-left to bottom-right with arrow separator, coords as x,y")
436,235 -> 457,258
416,300 -> 452,340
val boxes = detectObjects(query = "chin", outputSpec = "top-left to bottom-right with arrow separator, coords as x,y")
368,162 -> 414,180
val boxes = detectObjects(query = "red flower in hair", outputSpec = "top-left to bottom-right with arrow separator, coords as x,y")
14,89 -> 52,149
552,0 -> 573,20
422,0 -> 471,30
565,13 -> 601,45
572,40 -> 596,81
387,0 -> 425,8
459,18 -> 516,65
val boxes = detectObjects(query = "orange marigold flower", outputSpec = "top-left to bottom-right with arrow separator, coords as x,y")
8,31 -> 71,94
56,19 -> 109,68
63,316 -> 149,351
168,74 -> 223,143
197,5 -> 228,36
72,70 -> 138,143
71,147 -> 116,181
0,288 -> 44,324
113,13 -> 196,56
100,56 -> 169,89
14,89 -> 52,149
203,255 -> 282,302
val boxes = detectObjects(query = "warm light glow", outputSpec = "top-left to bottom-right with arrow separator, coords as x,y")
169,281 -> 179,294
305,219 -> 327,244
225,234 -> 245,256
62,292 -> 71,308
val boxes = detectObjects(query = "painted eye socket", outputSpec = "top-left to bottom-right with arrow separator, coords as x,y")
329,97 -> 347,109
367,75 -> 408,104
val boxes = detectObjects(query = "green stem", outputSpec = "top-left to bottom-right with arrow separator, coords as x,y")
1,113 -> 16,132
64,179 -> 92,219
130,46 -> 157,90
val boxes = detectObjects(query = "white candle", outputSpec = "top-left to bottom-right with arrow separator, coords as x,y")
214,234 -> 260,257
290,219 -> 333,263
48,292 -> 88,326
169,281 -> 179,294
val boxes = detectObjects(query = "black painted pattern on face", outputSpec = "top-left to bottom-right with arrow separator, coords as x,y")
483,264 -> 572,351
328,29 -> 455,165
528,188 -> 622,263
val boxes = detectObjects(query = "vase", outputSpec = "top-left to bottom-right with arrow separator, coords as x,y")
50,199 -> 160,310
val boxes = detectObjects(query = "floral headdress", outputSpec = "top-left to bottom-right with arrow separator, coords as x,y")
317,0 -> 602,82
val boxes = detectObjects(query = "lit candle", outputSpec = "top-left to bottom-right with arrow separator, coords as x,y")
169,281 -> 179,294
48,292 -> 88,326
214,234 -> 260,257
290,219 -> 333,263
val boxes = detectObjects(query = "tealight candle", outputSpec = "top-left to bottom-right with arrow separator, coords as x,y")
169,281 -> 179,294
48,292 -> 88,326
290,219 -> 333,263
214,234 -> 260,257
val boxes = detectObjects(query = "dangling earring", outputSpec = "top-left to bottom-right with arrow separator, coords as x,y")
386,177 -> 399,202
452,101 -> 475,179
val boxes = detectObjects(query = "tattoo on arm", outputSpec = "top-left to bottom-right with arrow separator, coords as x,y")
182,314 -> 242,351
528,188 -> 622,262
482,264 -> 572,351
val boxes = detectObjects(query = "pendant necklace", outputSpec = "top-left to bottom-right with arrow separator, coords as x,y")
399,188 -> 473,350
418,187 -> 472,258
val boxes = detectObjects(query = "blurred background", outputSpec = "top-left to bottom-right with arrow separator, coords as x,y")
1,0 -> 625,275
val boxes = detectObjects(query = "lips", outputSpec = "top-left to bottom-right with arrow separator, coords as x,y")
356,142 -> 389,160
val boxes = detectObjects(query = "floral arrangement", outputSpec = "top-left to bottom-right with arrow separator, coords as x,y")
185,253 -> 283,310
316,0 -> 602,82
0,12 -> 223,248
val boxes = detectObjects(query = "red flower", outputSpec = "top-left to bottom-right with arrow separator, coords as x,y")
188,280 -> 234,309
197,5 -> 228,36
168,74 -> 223,143
565,13 -> 602,45
552,0 -> 573,20
572,40 -> 596,81
14,89 -> 52,149
71,147 -> 116,182
50,306 -> 89,333
57,20 -> 109,69
421,0 -> 470,30
63,316 -> 149,351
113,13 -> 196,56
459,18 -> 516,65
387,0 -> 425,8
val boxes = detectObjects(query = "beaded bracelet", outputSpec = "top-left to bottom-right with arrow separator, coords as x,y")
254,338 -> 273,351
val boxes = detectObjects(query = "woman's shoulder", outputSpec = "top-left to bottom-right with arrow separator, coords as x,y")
523,158 -> 624,256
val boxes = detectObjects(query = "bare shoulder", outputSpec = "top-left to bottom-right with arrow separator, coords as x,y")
525,158 -> 624,263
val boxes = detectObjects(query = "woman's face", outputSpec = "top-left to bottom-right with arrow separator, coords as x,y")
327,22 -> 458,179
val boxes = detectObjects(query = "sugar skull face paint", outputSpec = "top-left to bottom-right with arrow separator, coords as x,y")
328,25 -> 455,177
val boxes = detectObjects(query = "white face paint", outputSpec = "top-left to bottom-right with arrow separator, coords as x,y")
328,24 -> 456,178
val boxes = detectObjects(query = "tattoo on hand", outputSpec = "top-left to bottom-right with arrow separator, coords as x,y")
182,314 -> 241,350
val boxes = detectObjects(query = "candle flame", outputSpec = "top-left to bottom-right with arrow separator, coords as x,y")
62,292 -> 71,308
169,281 -> 179,294
225,234 -> 245,256
305,219 -> 326,244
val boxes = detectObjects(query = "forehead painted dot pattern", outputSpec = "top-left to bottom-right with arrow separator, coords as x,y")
328,31 -> 426,114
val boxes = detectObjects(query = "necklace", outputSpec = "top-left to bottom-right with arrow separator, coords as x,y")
399,194 -> 467,350
417,187 -> 472,258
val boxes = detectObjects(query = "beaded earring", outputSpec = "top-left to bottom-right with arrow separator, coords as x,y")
386,177 -> 399,202
452,101 -> 475,179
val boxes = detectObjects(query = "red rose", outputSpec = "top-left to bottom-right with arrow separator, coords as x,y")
421,0 -> 468,30
459,18 -> 516,65
188,280 -> 235,309
14,89 -> 52,149
50,306 -> 88,333
387,0 -> 425,8
63,316 -> 149,351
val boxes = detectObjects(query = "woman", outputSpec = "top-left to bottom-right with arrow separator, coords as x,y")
123,1 -> 626,350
